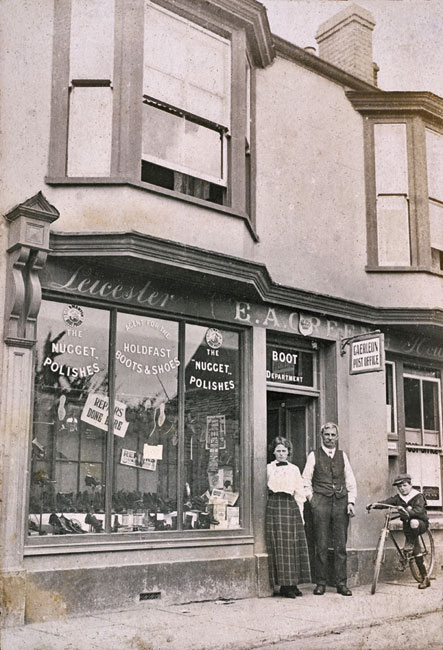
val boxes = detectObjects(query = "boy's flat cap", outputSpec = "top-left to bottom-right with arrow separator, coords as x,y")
392,473 -> 412,486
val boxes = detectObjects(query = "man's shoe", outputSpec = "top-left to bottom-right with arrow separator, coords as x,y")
336,585 -> 352,596
313,584 -> 325,595
403,542 -> 414,553
418,577 -> 430,589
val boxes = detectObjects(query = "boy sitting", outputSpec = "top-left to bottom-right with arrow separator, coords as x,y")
367,473 -> 430,589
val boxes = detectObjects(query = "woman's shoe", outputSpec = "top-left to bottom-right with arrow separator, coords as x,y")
280,586 -> 297,598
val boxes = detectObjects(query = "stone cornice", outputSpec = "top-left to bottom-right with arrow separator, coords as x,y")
154,0 -> 274,68
273,35 -> 380,92
48,231 -> 443,333
346,91 -> 443,124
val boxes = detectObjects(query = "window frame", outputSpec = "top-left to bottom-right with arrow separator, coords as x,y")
385,360 -> 398,438
26,295 -> 252,550
348,91 -> 443,275
363,116 -> 431,270
47,0 -> 263,234
403,371 -> 442,450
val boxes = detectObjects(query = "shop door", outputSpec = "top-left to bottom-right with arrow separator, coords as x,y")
267,392 -> 313,471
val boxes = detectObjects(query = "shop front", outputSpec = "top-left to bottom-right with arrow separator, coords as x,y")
3,220 -> 442,623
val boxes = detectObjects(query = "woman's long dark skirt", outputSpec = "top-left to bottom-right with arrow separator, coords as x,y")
266,492 -> 311,586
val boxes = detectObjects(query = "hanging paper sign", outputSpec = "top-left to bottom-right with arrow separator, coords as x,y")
143,443 -> 163,460
81,393 -> 129,437
205,415 -> 226,450
120,449 -> 138,467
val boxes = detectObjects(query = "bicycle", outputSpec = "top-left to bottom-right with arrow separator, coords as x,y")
367,503 -> 435,594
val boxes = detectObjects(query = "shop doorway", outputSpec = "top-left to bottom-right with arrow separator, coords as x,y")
266,391 -> 316,471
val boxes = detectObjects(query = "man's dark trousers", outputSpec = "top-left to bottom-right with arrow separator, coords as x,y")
311,492 -> 349,586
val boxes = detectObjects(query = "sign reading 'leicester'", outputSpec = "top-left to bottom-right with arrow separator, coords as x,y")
350,334 -> 385,374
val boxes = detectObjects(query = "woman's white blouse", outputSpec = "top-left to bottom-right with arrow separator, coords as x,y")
267,460 -> 306,521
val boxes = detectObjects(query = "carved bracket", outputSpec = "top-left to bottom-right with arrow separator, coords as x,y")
4,192 -> 59,343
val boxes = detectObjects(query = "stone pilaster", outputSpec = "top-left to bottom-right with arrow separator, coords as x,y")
1,192 -> 59,627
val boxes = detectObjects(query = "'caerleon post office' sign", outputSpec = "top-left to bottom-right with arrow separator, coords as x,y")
349,333 -> 384,374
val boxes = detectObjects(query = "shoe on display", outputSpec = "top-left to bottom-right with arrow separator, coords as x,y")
85,512 -> 104,532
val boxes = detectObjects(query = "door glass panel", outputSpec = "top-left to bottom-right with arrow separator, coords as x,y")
423,380 -> 439,431
404,377 -> 421,429
184,326 -> 241,530
114,314 -> 179,531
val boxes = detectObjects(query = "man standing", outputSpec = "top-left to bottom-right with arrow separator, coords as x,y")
302,422 -> 357,596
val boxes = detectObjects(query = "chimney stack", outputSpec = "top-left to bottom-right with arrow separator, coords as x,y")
315,3 -> 376,85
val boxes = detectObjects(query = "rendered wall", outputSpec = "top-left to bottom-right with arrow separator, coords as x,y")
0,1 -> 440,315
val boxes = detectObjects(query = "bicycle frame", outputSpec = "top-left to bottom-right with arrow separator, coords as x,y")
368,503 -> 434,594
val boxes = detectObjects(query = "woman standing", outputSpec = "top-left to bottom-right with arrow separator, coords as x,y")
266,437 -> 311,598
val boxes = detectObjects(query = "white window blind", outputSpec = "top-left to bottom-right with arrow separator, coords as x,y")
143,2 -> 231,127
374,123 -> 410,265
67,86 -> 113,177
426,129 -> 443,202
374,123 -> 408,195
429,201 -> 443,252
376,195 -> 411,266
70,0 -> 115,80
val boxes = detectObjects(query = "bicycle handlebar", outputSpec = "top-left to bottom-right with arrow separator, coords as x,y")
367,503 -> 409,517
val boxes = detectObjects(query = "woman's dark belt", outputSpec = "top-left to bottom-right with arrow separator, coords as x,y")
269,491 -> 292,497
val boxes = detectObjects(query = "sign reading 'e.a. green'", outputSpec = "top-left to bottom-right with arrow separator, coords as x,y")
349,333 -> 385,374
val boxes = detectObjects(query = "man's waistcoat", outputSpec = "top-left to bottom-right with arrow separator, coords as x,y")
313,449 -> 347,498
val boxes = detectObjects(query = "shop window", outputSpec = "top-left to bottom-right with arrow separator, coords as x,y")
28,301 -> 243,538
402,367 -> 442,507
403,371 -> 442,448
29,301 -> 110,535
184,325 -> 241,530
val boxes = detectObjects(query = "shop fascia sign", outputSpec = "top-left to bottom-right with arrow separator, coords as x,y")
340,330 -> 385,374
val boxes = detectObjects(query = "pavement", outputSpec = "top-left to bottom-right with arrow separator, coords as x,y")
2,574 -> 442,650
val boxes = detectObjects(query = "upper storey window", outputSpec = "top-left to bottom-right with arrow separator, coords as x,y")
347,92 -> 443,274
374,123 -> 410,266
47,0 -> 272,223
426,129 -> 443,270
141,3 -> 231,203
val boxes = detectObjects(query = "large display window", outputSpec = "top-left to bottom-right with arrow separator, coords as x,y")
28,300 -> 243,537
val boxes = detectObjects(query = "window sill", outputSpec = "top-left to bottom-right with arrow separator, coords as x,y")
24,530 -> 254,555
365,265 -> 443,277
45,176 -> 259,242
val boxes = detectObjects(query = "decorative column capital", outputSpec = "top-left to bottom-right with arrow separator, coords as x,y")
3,192 -> 60,343
4,191 -> 59,253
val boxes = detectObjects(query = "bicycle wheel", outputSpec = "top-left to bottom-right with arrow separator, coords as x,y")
371,526 -> 388,594
409,529 -> 435,582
